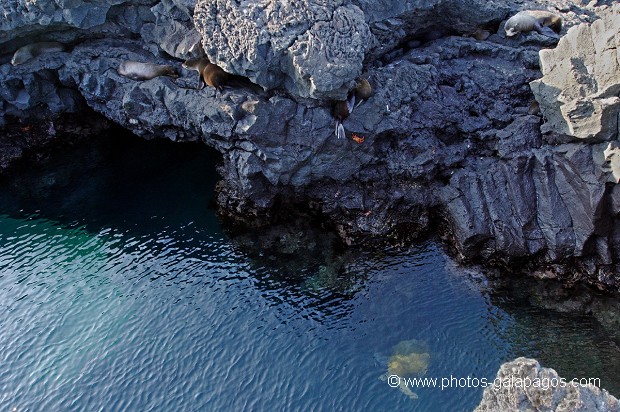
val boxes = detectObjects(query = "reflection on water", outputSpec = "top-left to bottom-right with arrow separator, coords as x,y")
483,273 -> 620,394
0,132 -> 619,411
227,219 -> 366,320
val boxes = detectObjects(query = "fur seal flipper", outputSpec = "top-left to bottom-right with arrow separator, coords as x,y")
333,101 -> 350,139
118,61 -> 179,81
11,42 -> 66,65
335,122 -> 346,140
505,10 -> 562,38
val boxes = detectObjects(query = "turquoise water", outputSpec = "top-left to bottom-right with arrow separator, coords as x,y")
0,134 -> 619,411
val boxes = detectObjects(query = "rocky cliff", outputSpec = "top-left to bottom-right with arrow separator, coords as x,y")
475,358 -> 619,412
1,0 -> 620,289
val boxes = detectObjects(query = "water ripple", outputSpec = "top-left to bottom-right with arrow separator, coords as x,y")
2,136 -> 620,411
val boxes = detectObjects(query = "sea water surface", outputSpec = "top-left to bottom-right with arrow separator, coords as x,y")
0,133 -> 619,411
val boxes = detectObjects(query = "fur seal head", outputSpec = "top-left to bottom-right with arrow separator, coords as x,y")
505,10 -> 562,38
117,61 -> 179,81
354,78 -> 372,103
468,29 -> 491,41
183,57 -> 229,91
11,41 -> 66,66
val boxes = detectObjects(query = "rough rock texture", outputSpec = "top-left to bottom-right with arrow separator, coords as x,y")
2,0 -> 620,289
192,0 -> 513,99
194,0 -> 371,99
0,113 -> 112,172
475,358 -> 619,412
530,4 -> 620,141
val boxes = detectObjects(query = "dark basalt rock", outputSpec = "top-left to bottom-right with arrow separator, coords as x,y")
1,0 -> 620,290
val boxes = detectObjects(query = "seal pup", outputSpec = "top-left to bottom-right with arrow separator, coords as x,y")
505,10 -> 562,39
333,77 -> 372,139
353,78 -> 372,108
117,61 -> 179,81
466,29 -> 491,41
182,57 -> 229,91
333,100 -> 352,140
11,41 -> 66,65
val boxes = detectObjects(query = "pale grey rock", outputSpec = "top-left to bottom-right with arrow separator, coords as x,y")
191,0 -> 518,99
140,0 -> 201,58
604,141 -> 620,183
530,4 -> 620,141
475,358 -> 620,412
193,0 -> 371,99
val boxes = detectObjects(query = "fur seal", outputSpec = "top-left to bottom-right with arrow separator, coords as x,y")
333,100 -> 351,139
117,61 -> 179,81
11,41 -> 66,65
467,29 -> 491,41
505,10 -> 562,39
182,57 -> 229,91
333,77 -> 372,139
353,78 -> 372,106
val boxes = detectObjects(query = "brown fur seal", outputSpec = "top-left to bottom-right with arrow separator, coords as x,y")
505,10 -> 562,39
354,78 -> 372,105
11,41 -> 66,65
333,77 -> 372,139
182,57 -> 229,91
117,61 -> 179,81
333,100 -> 350,140
467,29 -> 491,41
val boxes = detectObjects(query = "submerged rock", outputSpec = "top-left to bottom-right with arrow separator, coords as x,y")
475,358 -> 619,412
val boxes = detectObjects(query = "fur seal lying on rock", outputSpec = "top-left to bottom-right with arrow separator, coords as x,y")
11,42 -> 66,65
333,78 -> 372,139
117,61 -> 179,81
505,10 -> 562,39
182,57 -> 229,91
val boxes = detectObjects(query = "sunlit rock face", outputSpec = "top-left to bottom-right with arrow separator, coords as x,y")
475,358 -> 620,412
191,0 -> 512,100
531,4 -> 620,141
193,0 -> 371,100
